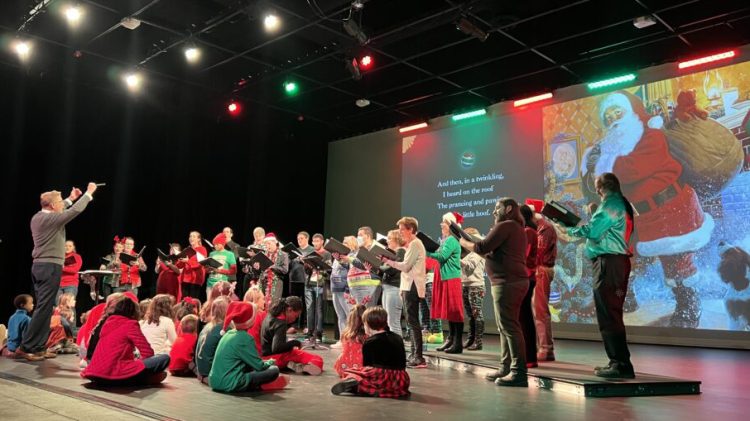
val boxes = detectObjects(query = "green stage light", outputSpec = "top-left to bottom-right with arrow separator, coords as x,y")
587,73 -> 636,90
284,81 -> 298,95
451,108 -> 486,121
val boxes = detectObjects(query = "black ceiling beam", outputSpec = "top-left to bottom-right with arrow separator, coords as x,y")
83,0 -> 162,47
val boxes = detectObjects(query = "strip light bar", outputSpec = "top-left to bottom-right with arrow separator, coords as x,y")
513,92 -> 553,107
587,73 -> 636,90
398,122 -> 428,133
452,109 -> 486,121
678,50 -> 736,69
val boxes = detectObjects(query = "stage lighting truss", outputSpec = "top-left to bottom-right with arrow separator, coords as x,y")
343,18 -> 369,45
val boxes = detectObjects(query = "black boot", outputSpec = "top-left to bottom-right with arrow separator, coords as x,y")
445,322 -> 464,354
436,329 -> 453,351
463,319 -> 475,349
468,320 -> 483,350
669,284 -> 701,328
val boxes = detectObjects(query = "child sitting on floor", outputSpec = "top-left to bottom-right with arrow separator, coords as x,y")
331,306 -> 410,398
195,296 -> 230,384
4,294 -> 33,358
334,304 -> 367,378
47,293 -> 78,354
244,287 -> 267,355
82,298 -> 170,386
169,314 -> 199,376
140,294 -> 177,355
209,301 -> 288,392
261,296 -> 324,375
174,297 -> 200,334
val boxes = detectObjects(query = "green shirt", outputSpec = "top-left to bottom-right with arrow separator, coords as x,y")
207,249 -> 237,287
567,192 -> 632,259
209,329 -> 273,393
426,235 -> 462,280
195,323 -> 222,377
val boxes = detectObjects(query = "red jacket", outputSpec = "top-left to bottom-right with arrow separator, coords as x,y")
119,251 -> 143,287
178,246 -> 207,285
169,332 -> 198,372
77,302 -> 106,346
61,252 -> 83,288
82,315 -> 154,380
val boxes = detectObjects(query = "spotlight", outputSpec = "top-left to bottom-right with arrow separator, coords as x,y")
64,5 -> 83,25
343,19 -> 369,45
455,17 -> 488,42
13,41 -> 31,60
184,46 -> 200,63
264,14 -> 281,32
227,101 -> 241,115
359,54 -> 373,70
346,57 -> 362,80
123,72 -> 142,91
284,81 -> 298,95
355,98 -> 370,108
120,17 -> 141,30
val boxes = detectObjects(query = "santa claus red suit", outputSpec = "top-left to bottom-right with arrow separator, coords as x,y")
585,90 -> 714,328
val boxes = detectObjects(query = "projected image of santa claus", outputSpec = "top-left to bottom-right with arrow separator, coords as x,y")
582,90 -> 715,328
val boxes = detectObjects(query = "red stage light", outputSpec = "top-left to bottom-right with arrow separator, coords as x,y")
513,92 -> 553,107
678,50 -> 736,69
227,101 -> 241,115
359,55 -> 373,69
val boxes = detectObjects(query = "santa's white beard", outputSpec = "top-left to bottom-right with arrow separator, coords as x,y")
594,111 -> 645,176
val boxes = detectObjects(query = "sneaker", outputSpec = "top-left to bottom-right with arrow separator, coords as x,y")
38,350 -> 57,359
79,359 -> 88,369
287,362 -> 305,373
331,378 -> 359,395
261,375 -> 290,391
14,349 -> 44,362
330,341 -> 343,349
406,357 -> 427,369
302,364 -> 322,376
495,372 -> 528,387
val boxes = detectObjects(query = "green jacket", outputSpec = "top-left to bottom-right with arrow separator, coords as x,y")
209,329 -> 274,393
567,192 -> 632,259
426,235 -> 462,280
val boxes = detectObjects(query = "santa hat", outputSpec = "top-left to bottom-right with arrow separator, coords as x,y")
212,233 -> 227,246
442,212 -> 463,227
122,291 -> 139,304
525,198 -> 545,213
221,301 -> 257,334
263,233 -> 278,243
599,90 -> 663,130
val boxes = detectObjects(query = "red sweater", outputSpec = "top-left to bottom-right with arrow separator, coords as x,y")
82,315 -> 154,380
77,302 -> 106,346
61,252 -> 83,288
178,246 -> 207,285
169,332 -> 198,372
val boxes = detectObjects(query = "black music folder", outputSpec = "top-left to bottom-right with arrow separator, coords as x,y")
542,200 -> 581,227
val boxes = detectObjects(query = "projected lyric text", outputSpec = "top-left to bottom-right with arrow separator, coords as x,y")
436,172 -> 504,218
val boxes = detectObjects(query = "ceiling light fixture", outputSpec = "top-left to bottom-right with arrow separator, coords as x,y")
346,57 -> 362,80
587,73 -> 636,90
513,92 -> 553,107
184,46 -> 201,63
13,41 -> 31,60
399,122 -> 428,133
452,108 -> 486,121
64,5 -> 83,25
678,50 -> 737,69
123,72 -> 142,91
633,16 -> 657,29
284,81 -> 299,95
120,17 -> 141,30
355,98 -> 370,108
359,54 -> 373,70
264,14 -> 281,32
343,19 -> 369,45
455,16 -> 489,42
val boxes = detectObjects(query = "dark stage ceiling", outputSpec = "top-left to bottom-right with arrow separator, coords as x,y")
2,0 -> 750,138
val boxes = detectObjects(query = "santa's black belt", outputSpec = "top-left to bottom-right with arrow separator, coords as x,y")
633,182 -> 681,214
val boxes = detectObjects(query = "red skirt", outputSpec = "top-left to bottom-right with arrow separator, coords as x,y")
431,277 -> 464,322
345,367 -> 410,398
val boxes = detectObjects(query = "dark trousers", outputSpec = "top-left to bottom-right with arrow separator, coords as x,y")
181,283 -> 203,301
305,285 -> 325,336
95,354 -> 170,386
22,262 -> 62,353
242,365 -> 281,391
401,283 -> 423,359
592,254 -> 633,368
519,276 -> 538,364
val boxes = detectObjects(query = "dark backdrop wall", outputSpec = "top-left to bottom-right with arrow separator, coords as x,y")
0,65 -> 330,318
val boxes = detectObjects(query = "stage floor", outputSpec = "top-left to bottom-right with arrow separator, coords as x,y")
0,338 -> 747,420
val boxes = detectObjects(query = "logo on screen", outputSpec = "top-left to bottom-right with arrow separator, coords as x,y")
461,151 -> 475,168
